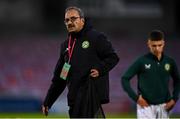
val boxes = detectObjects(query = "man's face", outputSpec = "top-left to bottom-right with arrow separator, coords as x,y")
64,9 -> 84,33
148,39 -> 165,56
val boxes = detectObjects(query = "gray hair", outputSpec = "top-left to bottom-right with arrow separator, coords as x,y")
65,6 -> 84,18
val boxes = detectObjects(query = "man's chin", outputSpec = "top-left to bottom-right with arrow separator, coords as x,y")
68,30 -> 75,33
67,27 -> 75,32
68,30 -> 79,34
68,29 -> 75,33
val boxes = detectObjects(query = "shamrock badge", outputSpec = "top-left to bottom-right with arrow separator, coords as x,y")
82,41 -> 90,49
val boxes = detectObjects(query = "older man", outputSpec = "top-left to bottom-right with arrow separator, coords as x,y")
42,6 -> 119,118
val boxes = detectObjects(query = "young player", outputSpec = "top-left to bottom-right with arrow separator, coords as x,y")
121,30 -> 180,119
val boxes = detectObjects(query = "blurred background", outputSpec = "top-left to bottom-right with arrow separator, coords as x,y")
0,0 -> 180,118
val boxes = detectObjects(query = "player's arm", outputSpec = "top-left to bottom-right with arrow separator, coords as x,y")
170,59 -> 180,102
165,99 -> 176,111
137,95 -> 149,107
121,59 -> 141,102
165,60 -> 180,111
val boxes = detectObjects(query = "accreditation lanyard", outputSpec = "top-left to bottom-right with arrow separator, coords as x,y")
68,35 -> 76,63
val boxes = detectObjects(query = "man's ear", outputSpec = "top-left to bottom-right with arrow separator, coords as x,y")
81,18 -> 85,23
162,40 -> 165,46
147,39 -> 150,48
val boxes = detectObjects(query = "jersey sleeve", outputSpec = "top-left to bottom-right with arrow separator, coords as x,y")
121,58 -> 141,102
170,59 -> 180,102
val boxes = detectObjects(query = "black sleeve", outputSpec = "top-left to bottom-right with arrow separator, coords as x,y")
53,43 -> 68,77
43,43 -> 67,108
43,76 -> 66,108
171,59 -> 180,102
94,33 -> 119,76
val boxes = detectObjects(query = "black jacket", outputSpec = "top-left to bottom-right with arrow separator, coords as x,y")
43,19 -> 119,108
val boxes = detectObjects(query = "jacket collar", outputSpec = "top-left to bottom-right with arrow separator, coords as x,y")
148,52 -> 164,62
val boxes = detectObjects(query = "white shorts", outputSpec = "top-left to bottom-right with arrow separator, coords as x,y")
137,103 -> 169,119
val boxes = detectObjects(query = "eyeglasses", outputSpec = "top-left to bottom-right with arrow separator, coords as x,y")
64,16 -> 80,24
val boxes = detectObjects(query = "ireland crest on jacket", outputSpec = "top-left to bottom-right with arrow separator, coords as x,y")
164,63 -> 170,71
82,41 -> 90,49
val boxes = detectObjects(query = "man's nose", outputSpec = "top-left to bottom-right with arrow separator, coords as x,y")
67,20 -> 73,24
155,46 -> 160,50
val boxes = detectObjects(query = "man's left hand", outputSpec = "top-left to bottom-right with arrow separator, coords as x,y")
165,99 -> 175,111
90,69 -> 99,78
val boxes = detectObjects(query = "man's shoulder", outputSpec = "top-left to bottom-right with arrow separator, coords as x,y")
60,39 -> 68,48
61,38 -> 68,44
164,54 -> 174,60
163,54 -> 177,63
136,53 -> 148,60
134,54 -> 150,63
87,29 -> 107,38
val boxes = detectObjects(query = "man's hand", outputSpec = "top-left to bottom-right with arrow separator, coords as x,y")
90,69 -> 99,78
42,105 -> 49,116
165,99 -> 175,111
137,95 -> 149,108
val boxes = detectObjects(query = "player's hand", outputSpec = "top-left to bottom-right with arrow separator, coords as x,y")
165,99 -> 175,111
90,69 -> 99,78
137,95 -> 149,108
42,105 -> 49,116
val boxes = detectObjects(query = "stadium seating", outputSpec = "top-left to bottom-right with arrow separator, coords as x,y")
0,36 -> 179,113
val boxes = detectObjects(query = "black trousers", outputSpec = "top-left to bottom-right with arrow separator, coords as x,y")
68,105 -> 105,118
68,77 -> 105,118
68,106 -> 74,118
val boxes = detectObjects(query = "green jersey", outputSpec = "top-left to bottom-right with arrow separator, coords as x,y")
121,53 -> 180,104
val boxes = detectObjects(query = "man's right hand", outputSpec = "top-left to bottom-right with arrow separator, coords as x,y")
42,105 -> 49,116
137,95 -> 149,108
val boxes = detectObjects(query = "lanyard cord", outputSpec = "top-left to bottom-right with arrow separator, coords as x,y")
68,35 -> 76,63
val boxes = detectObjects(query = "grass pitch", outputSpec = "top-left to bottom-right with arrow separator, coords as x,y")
0,112 -> 179,118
